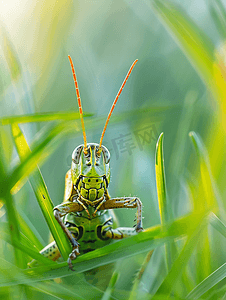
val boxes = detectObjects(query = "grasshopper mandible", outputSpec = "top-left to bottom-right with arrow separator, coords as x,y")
32,56 -> 143,271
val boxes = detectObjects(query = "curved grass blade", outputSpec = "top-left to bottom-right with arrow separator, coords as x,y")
0,235 -> 171,288
209,212 -> 226,238
8,121 -> 73,194
150,0 -> 226,143
151,0 -> 214,87
0,132 -> 25,269
16,207 -> 45,251
0,212 -> 204,287
0,104 -> 171,127
0,259 -> 103,300
0,222 -> 56,266
186,262 -> 226,299
155,132 -> 172,272
0,111 -> 92,125
29,279 -> 102,300
155,132 -> 168,225
0,189 -> 25,269
11,123 -> 71,260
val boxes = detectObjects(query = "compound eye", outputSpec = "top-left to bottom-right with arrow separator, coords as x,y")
101,145 -> 110,164
72,145 -> 83,164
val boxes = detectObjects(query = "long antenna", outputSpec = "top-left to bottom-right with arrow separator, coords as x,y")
99,59 -> 138,149
68,55 -> 88,154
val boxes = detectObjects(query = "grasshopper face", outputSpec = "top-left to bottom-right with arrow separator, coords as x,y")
71,143 -> 110,200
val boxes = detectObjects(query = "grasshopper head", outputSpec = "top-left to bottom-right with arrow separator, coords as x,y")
71,143 -> 110,186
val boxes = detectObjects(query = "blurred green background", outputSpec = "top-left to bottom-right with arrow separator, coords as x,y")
1,0 -> 226,299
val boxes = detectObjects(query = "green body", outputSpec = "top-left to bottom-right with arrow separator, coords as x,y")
62,207 -> 117,255
29,208 -> 118,267
29,143 -> 143,271
28,60 -> 142,274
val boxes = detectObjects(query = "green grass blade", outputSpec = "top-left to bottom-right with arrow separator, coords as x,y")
0,105 -> 170,126
150,0 -> 226,134
0,259 -> 103,299
16,208 -> 45,251
0,222 -> 56,266
0,258 -> 45,288
0,190 -> 26,269
209,212 -> 226,238
151,0 -> 214,87
0,111 -> 92,125
0,130 -> 25,269
0,235 -> 170,287
186,262 -> 226,299
155,133 -> 168,225
8,121 -> 73,194
11,123 -> 71,260
0,212 -> 205,287
155,132 -> 172,272
29,280 -> 99,300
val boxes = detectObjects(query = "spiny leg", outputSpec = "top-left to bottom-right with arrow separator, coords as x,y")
65,223 -> 81,271
53,201 -> 83,270
100,197 -> 143,232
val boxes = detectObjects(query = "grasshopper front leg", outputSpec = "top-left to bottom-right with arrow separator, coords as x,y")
53,200 -> 83,270
100,197 -> 143,232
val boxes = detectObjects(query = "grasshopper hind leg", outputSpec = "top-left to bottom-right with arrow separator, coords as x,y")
99,214 -> 141,240
28,241 -> 61,268
102,227 -> 139,239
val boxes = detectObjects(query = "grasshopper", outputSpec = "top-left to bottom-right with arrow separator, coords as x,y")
32,56 -> 143,271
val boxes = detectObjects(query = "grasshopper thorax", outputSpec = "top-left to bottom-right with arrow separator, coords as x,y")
71,143 -> 110,201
